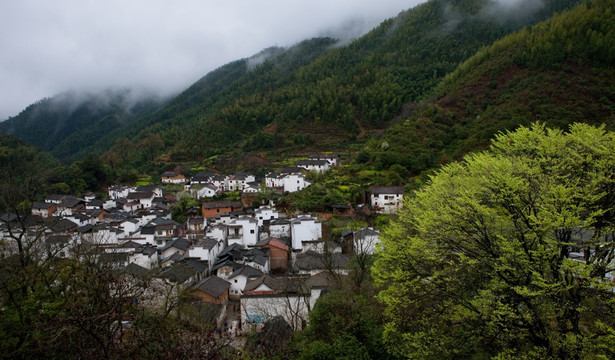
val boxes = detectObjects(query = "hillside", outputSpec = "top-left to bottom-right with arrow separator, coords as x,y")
0,132 -> 59,211
358,0 -> 615,181
0,0 -> 588,176
0,88 -> 166,163
97,0 -> 581,169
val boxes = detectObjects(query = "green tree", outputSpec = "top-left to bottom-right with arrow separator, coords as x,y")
373,123 -> 615,359
171,191 -> 199,224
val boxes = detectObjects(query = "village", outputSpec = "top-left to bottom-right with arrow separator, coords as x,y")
0,153 -> 404,343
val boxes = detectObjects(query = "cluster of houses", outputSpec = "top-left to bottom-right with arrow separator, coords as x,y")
1,152 -> 407,334
2,178 -> 389,334
161,153 -> 340,198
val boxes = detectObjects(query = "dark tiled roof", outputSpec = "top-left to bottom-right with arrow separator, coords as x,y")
160,262 -> 198,284
88,199 -> 105,207
297,160 -> 328,166
211,259 -> 243,273
32,202 -> 54,209
51,218 -> 78,232
161,237 -> 191,252
294,252 -> 349,271
45,194 -> 65,202
370,186 -> 404,195
202,200 -> 234,209
229,265 -> 263,279
281,167 -> 302,174
244,275 -> 309,295
100,252 -> 129,263
61,198 -> 84,208
124,262 -> 149,278
271,218 -> 290,225
136,186 -> 160,192
127,191 -> 154,200
193,276 -> 230,298
139,225 -> 156,235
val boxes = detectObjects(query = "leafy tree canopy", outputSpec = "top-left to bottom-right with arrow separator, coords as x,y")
374,123 -> 615,359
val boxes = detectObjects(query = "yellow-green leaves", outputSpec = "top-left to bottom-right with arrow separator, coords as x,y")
374,123 -> 615,359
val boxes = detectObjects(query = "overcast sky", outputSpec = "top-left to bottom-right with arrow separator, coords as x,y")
0,0 -> 429,120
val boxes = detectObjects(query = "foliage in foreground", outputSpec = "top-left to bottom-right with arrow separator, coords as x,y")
374,123 -> 615,359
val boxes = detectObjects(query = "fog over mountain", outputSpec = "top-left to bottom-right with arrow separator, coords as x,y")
0,0 -> 424,121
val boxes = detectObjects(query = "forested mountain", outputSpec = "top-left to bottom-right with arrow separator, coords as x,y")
358,0 -> 615,179
0,88 -> 166,163
0,0 -> 602,181
97,0 -> 581,168
0,133 -> 59,212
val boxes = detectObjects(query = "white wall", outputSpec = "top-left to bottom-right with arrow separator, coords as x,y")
290,217 -> 321,251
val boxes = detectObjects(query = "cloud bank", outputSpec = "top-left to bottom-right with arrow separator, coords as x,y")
0,0 -> 422,120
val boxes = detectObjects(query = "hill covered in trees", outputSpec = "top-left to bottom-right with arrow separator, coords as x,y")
110,0 -> 581,166
356,0 -> 615,183
0,88 -> 166,164
1,0 -> 583,172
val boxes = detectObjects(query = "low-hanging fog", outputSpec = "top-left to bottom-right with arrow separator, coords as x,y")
0,0 -> 423,121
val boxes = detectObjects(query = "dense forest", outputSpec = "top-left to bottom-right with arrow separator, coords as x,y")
358,0 -> 615,180
2,0 -> 615,358
2,0 -> 582,170
0,88 -> 166,164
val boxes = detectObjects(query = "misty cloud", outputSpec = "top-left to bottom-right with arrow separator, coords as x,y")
0,0 -> 421,121
481,0 -> 545,19
440,0 -> 546,34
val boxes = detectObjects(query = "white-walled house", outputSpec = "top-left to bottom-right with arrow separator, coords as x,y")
206,224 -> 228,246
190,183 -> 218,199
254,206 -> 279,227
308,154 -> 338,167
90,225 -> 123,245
297,160 -> 330,173
290,216 -> 322,251
135,186 -> 163,198
270,219 -> 291,238
227,173 -> 255,191
227,265 -> 263,299
353,227 -> 381,255
265,173 -> 285,188
127,191 -> 156,210
108,185 -> 135,200
103,200 -> 117,211
161,171 -> 188,184
228,217 -> 259,248
243,182 -> 261,193
31,202 -> 57,218
370,186 -> 404,213
120,219 -> 140,236
129,246 -> 158,269
188,237 -> 221,273
211,176 -> 227,192
241,275 -> 311,331
283,174 -> 311,193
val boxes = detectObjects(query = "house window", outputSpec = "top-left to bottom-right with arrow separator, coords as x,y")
234,279 -> 238,283
250,230 -> 255,234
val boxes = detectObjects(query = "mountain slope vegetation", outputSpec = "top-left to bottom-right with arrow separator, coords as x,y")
98,0 -> 581,168
358,0 -> 615,180
0,88 -> 166,163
